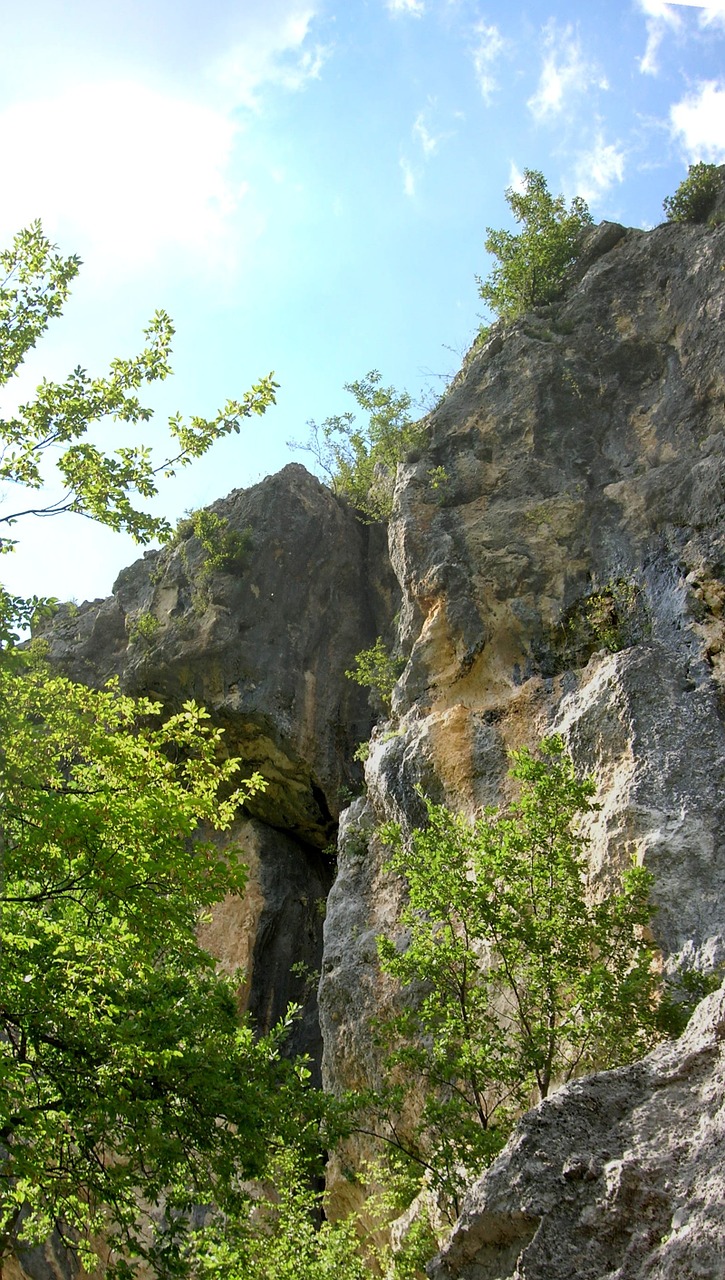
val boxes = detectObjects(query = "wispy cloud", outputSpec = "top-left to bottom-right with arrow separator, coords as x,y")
470,21 -> 506,105
508,161 -> 526,193
637,0 -> 725,76
637,0 -> 683,75
572,134 -> 626,205
412,102 -> 454,158
403,102 -> 455,195
400,157 -> 417,197
0,82 -> 244,278
670,80 -> 725,160
527,24 -> 607,122
413,112 -> 439,157
386,0 -> 426,16
212,5 -> 330,110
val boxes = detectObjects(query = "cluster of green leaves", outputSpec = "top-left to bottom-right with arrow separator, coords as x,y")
0,220 -> 277,552
426,465 -> 451,504
0,224 -> 339,1279
127,608 -> 162,645
477,170 -> 593,321
190,1149 -> 368,1280
0,651 -> 332,1272
292,371 -> 426,521
663,162 -> 723,225
554,577 -> 651,670
188,1148 -> 435,1280
175,508 -> 252,580
0,586 -> 59,647
374,737 -> 675,1209
346,636 -> 404,713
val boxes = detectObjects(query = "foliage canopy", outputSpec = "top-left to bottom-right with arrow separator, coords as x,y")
0,220 -> 277,553
291,371 -> 425,522
477,169 -> 593,321
0,652 -> 336,1273
375,737 -> 671,1208
663,162 -> 723,224
0,224 -> 329,1278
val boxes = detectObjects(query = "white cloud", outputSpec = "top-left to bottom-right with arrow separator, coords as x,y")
698,0 -> 725,28
213,6 -> 330,110
508,161 -> 526,193
637,0 -> 683,74
400,157 -> 417,197
413,113 -> 437,157
670,80 -> 725,160
658,0 -> 725,16
0,81 -> 243,278
386,0 -> 425,15
637,0 -> 725,76
572,135 -> 626,205
412,104 -> 454,158
0,6 -> 333,282
471,21 -> 505,105
528,25 -> 607,122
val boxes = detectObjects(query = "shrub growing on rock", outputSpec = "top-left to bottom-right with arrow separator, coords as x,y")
663,162 -> 723,224
374,736 -> 680,1208
477,170 -> 593,321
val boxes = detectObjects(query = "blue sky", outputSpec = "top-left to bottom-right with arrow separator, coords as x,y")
1,0 -> 724,604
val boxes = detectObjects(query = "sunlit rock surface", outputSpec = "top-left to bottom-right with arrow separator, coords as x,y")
32,209 -> 725,1278
320,214 -> 725,1233
429,980 -> 725,1280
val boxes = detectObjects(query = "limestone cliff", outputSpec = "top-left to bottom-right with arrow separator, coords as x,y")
38,462 -> 399,1068
319,212 -> 725,1264
32,207 -> 725,1278
429,980 -> 725,1280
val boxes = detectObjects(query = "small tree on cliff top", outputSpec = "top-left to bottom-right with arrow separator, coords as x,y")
478,169 -> 593,321
291,371 -> 425,522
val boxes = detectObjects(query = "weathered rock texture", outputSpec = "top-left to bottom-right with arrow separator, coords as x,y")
30,209 -> 725,1278
41,463 -> 396,848
319,215 -> 725,1231
428,978 -> 725,1280
37,462 -> 398,1064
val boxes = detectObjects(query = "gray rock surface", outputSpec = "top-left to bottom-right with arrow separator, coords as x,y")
319,215 -> 725,1226
428,979 -> 725,1280
36,462 -> 398,1074
27,208 -> 725,1276
39,462 -> 397,847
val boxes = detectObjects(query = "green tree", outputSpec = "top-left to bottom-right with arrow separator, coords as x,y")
0,223 -> 327,1277
0,220 -> 277,554
375,737 -> 669,1208
189,1147 -> 433,1280
291,371 -> 425,521
478,170 -> 593,321
663,162 -> 723,224
345,637 -> 404,714
0,652 -> 329,1275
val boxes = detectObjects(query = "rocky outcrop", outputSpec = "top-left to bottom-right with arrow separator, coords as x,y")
32,209 -> 725,1276
319,215 -> 725,1224
40,463 -> 396,848
429,978 -> 725,1280
37,462 -> 398,1062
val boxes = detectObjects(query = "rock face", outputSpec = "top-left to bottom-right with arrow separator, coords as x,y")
31,209 -> 725,1277
319,215 -> 725,1227
428,978 -> 725,1280
40,463 -> 396,848
37,462 -> 398,1066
